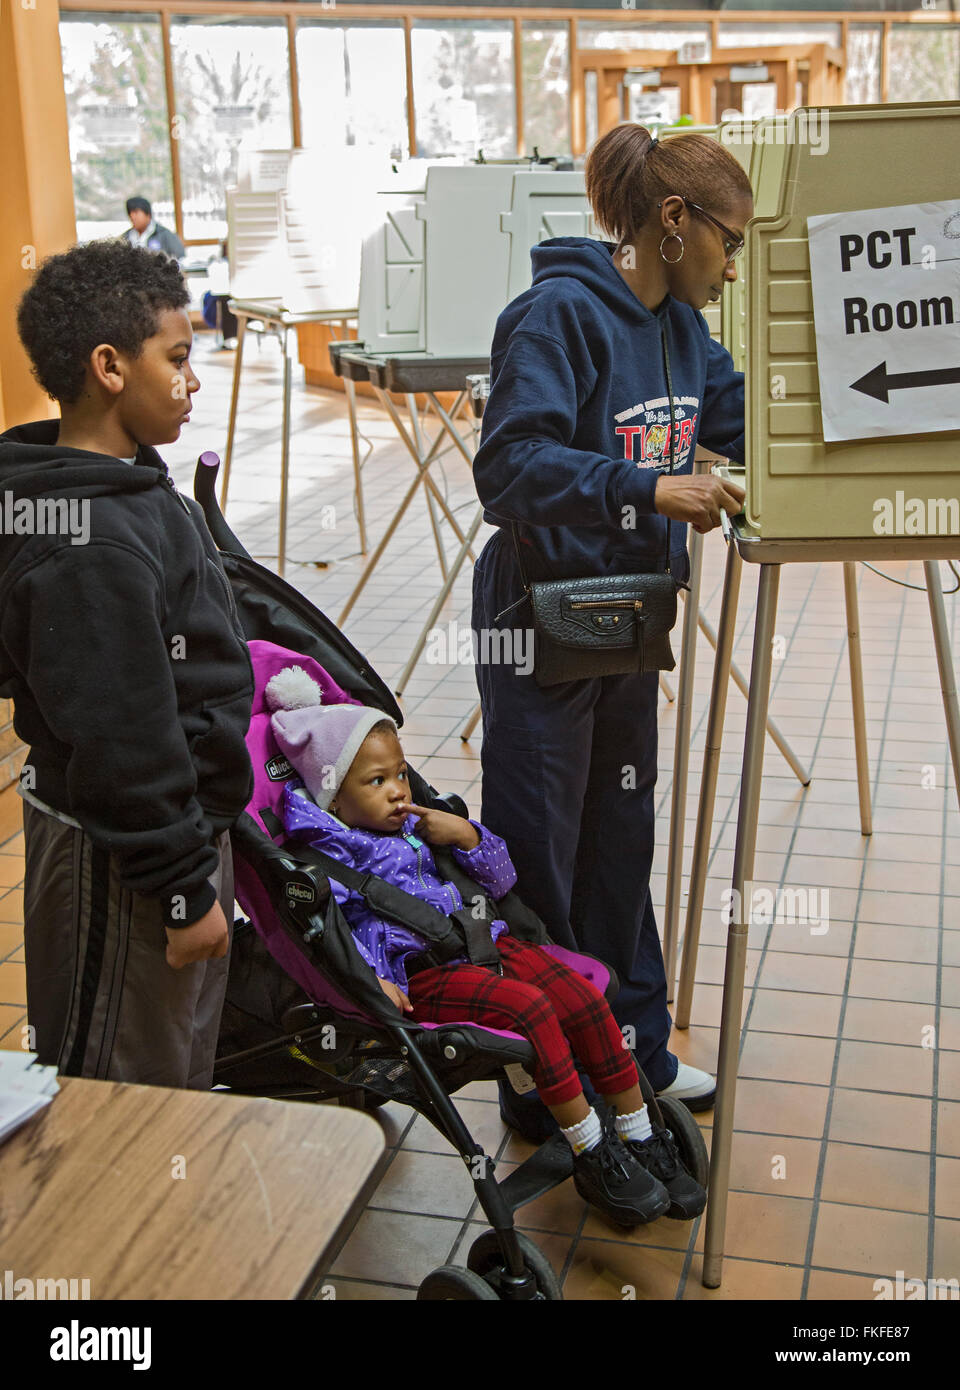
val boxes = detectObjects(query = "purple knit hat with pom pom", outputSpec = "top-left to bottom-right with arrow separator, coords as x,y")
265,665 -> 396,810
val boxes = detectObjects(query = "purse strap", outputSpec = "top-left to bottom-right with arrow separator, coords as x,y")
660,322 -> 676,576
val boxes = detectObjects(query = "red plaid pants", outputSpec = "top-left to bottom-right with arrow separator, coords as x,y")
406,934 -> 638,1105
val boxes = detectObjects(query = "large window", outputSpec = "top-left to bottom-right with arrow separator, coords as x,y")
412,20 -> 515,159
888,25 -> 960,102
846,26 -> 882,105
578,24 -> 711,54
297,19 -> 408,158
170,15 -> 292,242
59,11 -> 173,243
717,24 -> 843,51
522,21 -> 569,157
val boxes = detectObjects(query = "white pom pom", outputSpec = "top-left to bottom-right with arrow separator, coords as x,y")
265,666 -> 324,711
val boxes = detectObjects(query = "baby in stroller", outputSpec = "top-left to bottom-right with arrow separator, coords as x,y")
267,664 -> 705,1230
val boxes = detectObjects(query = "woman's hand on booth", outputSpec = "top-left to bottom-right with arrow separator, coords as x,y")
654,475 -> 746,535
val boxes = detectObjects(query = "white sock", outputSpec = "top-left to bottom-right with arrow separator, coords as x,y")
560,1107 -> 603,1155
615,1105 -> 653,1144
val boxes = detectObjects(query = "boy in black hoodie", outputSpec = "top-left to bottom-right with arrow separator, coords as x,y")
0,240 -> 254,1088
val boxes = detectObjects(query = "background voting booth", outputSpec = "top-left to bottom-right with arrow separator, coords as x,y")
332,161 -> 601,660
220,148 -> 389,572
676,102 -> 960,1288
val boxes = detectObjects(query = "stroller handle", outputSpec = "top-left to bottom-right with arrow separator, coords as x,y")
192,452 -> 254,560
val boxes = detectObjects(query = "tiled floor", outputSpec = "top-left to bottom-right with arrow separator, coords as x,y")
3,329 -> 958,1300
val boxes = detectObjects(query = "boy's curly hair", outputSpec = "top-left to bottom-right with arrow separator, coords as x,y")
17,240 -> 190,405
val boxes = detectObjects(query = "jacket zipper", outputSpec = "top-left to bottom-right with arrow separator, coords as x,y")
162,472 -> 191,514
411,840 -> 458,911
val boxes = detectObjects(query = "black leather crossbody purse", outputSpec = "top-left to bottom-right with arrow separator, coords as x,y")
509,328 -> 685,688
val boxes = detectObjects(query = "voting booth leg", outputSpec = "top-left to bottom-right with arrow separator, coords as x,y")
461,703 -> 482,742
843,562 -> 873,836
276,326 -> 294,579
924,560 -> 960,810
338,466 -> 428,627
703,562 -> 781,1289
676,541 -> 743,1031
663,528 -> 705,1001
343,376 -> 368,555
395,505 -> 486,697
696,609 -> 809,786
406,395 -> 448,580
659,674 -> 675,701
338,394 -> 454,625
382,391 -> 477,559
220,315 -> 247,511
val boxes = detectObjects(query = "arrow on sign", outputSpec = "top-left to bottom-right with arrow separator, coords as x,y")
851,360 -> 960,404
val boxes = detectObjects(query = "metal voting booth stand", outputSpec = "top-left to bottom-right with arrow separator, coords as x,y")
220,300 -> 358,578
675,101 -> 960,1287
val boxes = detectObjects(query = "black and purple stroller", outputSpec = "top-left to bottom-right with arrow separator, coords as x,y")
194,456 -> 708,1302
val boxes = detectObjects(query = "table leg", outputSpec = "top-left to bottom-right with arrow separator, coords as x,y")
663,528 -> 704,1001
278,324 -> 293,579
702,561 -> 781,1289
337,468 -> 426,628
676,540 -> 743,1030
220,314 -> 247,511
343,376 -> 368,555
843,561 -> 873,836
924,559 -> 960,812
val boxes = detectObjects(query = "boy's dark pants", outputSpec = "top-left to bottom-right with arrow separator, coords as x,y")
22,801 -> 232,1089
472,531 -> 677,1101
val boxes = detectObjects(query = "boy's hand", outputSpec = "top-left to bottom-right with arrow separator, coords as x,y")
377,977 -> 413,1013
397,804 -> 480,850
165,901 -> 230,970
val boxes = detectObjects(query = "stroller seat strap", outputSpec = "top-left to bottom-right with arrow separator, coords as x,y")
279,839 -> 500,969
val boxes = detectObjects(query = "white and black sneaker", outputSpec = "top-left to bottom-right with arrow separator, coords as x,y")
573,1130 -> 670,1228
626,1125 -> 707,1220
656,1061 -> 716,1113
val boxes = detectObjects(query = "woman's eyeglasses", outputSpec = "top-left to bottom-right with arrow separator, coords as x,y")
685,201 -> 745,263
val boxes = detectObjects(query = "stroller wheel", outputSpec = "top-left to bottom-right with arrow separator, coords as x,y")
466,1229 -> 563,1301
656,1095 -> 710,1189
417,1266 -> 500,1301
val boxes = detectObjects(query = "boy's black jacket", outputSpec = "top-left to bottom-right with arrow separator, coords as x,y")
0,421 -> 255,927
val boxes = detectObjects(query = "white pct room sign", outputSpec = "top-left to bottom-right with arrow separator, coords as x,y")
807,200 -> 960,443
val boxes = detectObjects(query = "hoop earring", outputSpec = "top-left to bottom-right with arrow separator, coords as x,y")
660,234 -> 684,264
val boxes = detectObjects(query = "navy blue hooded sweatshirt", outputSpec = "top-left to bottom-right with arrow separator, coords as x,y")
473,237 -> 745,580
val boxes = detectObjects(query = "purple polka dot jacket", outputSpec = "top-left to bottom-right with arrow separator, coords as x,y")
280,783 -> 518,991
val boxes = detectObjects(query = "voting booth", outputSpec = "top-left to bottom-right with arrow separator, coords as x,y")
675,101 -> 960,1290
740,102 -> 960,541
357,163 -> 599,358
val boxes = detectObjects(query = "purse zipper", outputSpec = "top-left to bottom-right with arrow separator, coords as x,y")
569,598 -> 643,611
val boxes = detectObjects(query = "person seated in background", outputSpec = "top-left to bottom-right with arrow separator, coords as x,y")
122,196 -> 186,260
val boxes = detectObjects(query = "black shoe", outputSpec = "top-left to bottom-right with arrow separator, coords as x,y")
626,1126 -> 706,1220
573,1131 -> 670,1228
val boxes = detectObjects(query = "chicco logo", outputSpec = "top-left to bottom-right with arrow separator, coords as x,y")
285,883 -> 315,904
265,755 -> 294,781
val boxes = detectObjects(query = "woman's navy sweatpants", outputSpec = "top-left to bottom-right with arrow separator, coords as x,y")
472,529 -> 678,1096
